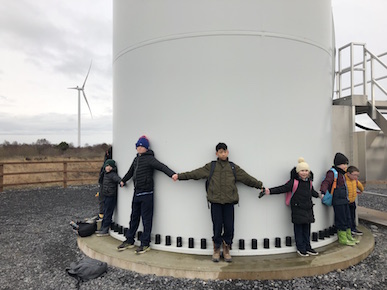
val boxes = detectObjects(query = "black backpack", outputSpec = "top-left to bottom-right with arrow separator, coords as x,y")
78,222 -> 97,237
205,161 -> 237,191
70,220 -> 97,237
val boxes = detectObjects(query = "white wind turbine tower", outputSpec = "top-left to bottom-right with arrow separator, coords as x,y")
68,61 -> 93,147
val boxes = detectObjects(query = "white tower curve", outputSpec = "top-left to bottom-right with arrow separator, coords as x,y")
112,0 -> 336,255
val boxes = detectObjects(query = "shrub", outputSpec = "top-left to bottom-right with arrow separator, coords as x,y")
57,141 -> 70,151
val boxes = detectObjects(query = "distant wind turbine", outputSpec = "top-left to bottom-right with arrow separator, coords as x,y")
68,61 -> 93,147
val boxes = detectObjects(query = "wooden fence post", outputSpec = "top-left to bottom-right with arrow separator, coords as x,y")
63,162 -> 68,188
0,163 -> 3,192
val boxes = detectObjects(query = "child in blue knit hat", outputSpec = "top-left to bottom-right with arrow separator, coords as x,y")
117,135 -> 176,254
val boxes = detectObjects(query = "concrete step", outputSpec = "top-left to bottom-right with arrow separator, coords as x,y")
78,225 -> 374,280
358,206 -> 387,227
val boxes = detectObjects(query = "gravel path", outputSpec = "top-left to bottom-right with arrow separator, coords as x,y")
0,185 -> 386,290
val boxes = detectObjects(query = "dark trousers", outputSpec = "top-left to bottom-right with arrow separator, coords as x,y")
294,223 -> 312,252
101,195 -> 116,229
333,203 -> 351,231
211,203 -> 234,248
125,193 -> 154,247
348,202 -> 357,231
98,186 -> 105,215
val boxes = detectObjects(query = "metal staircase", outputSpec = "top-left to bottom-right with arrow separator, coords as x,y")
333,42 -> 387,133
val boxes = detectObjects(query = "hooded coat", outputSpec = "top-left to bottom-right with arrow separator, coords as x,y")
269,167 -> 320,224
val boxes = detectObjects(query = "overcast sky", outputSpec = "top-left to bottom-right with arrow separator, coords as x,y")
0,0 -> 386,146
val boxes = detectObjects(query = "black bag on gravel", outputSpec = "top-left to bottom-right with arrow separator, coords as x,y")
77,222 -> 96,237
70,220 -> 97,237
66,257 -> 107,284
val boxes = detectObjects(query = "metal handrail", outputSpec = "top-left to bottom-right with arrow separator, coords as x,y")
351,52 -> 387,71
335,43 -> 387,119
340,76 -> 387,92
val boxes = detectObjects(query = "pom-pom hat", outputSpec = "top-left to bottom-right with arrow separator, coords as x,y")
296,157 -> 310,173
135,135 -> 149,149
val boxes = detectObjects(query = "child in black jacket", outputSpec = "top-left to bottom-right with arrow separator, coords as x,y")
320,152 -> 358,246
97,147 -> 112,220
117,136 -> 176,254
265,157 -> 321,257
95,159 -> 121,237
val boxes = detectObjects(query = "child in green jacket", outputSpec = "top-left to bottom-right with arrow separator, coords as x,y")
172,142 -> 263,263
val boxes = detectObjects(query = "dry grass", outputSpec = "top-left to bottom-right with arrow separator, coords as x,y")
2,157 -> 102,189
0,143 -> 109,191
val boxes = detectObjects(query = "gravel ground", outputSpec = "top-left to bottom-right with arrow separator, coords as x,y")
0,185 -> 386,290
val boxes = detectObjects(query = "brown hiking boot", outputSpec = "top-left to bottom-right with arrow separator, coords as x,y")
222,241 -> 232,262
212,243 -> 220,262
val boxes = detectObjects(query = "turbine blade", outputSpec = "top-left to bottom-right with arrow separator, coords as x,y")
82,90 -> 93,118
68,86 -> 79,90
82,60 -> 92,89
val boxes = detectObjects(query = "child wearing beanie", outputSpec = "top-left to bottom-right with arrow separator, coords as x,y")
265,157 -> 321,257
97,146 -> 112,220
118,135 -> 176,254
95,159 -> 122,237
320,152 -> 359,246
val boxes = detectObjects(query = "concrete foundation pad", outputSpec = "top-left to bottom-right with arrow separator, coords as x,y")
78,225 -> 374,280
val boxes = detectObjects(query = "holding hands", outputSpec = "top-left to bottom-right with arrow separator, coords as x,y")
258,187 -> 266,198
172,174 -> 179,181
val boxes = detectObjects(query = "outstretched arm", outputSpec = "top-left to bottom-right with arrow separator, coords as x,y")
177,163 -> 211,181
150,157 -> 176,177
311,186 -> 321,198
121,159 -> 135,186
235,165 -> 263,189
266,180 -> 293,195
